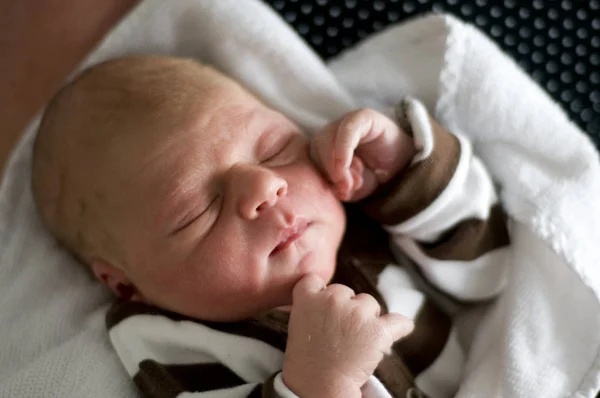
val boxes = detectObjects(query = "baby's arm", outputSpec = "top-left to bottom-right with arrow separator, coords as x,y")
360,99 -> 510,301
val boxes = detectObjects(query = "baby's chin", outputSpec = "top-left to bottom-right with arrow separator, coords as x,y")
296,250 -> 337,283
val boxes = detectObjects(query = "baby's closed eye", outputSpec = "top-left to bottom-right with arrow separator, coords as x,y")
171,195 -> 220,235
261,134 -> 304,167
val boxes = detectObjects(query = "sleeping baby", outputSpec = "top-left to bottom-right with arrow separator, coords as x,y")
31,55 -> 510,398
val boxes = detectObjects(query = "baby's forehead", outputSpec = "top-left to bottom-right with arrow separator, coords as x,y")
74,56 -> 241,118
70,58 -> 250,144
65,56 -> 276,176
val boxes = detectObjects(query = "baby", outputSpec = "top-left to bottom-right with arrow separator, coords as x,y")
32,55 -> 510,398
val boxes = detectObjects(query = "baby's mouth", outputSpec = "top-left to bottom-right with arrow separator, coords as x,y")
270,220 -> 310,256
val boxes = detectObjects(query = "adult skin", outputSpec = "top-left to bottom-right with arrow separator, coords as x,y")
0,0 -> 139,176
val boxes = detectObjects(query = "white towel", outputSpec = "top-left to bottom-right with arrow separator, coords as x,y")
1,1 -> 599,397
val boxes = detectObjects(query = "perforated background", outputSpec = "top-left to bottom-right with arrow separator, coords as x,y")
263,0 -> 600,146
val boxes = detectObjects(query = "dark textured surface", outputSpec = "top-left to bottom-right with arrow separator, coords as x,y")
263,0 -> 600,146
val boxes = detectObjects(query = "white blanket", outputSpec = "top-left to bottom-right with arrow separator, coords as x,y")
1,1 -> 599,397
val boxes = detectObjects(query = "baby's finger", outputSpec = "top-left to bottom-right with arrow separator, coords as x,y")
292,274 -> 326,303
333,113 -> 373,174
351,293 -> 381,317
379,312 -> 415,343
349,156 -> 364,184
334,168 -> 353,200
335,157 -> 362,201
347,164 -> 378,202
323,283 -> 356,302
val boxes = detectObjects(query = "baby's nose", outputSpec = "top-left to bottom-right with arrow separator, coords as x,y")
254,183 -> 287,215
235,166 -> 288,220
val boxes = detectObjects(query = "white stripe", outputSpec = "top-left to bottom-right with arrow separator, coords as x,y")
386,135 -> 497,242
376,265 -> 426,320
404,98 -> 435,163
394,238 -> 510,301
109,314 -> 284,380
273,374 -> 393,398
178,383 -> 258,397
415,328 -> 465,398
273,373 -> 300,398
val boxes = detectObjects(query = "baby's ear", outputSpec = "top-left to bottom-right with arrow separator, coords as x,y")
91,260 -> 139,301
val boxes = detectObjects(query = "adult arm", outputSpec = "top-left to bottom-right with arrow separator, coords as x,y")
0,0 -> 139,175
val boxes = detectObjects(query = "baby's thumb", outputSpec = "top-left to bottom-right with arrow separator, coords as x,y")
380,312 -> 415,342
292,274 -> 326,303
347,161 -> 378,202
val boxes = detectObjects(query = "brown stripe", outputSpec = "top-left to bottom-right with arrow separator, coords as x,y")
235,315 -> 288,352
392,300 -> 452,375
374,353 -> 415,397
106,301 -> 287,352
249,384 -> 263,397
132,359 -> 183,398
419,204 -> 510,261
360,116 -> 461,226
252,309 -> 290,348
338,204 -> 400,270
132,360 -> 257,397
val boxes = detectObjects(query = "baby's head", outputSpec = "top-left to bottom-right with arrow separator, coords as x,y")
32,55 -> 345,321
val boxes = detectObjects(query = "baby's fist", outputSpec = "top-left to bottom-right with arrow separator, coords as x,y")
282,275 -> 414,398
311,108 -> 416,202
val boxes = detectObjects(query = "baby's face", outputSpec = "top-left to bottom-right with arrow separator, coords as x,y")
109,78 -> 345,321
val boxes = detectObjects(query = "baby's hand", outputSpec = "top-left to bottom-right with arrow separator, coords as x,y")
282,275 -> 414,398
311,108 -> 416,202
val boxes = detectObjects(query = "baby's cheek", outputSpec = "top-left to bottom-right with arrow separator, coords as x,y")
135,266 -> 194,313
200,245 -> 262,294
296,167 -> 345,233
294,161 -> 333,193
